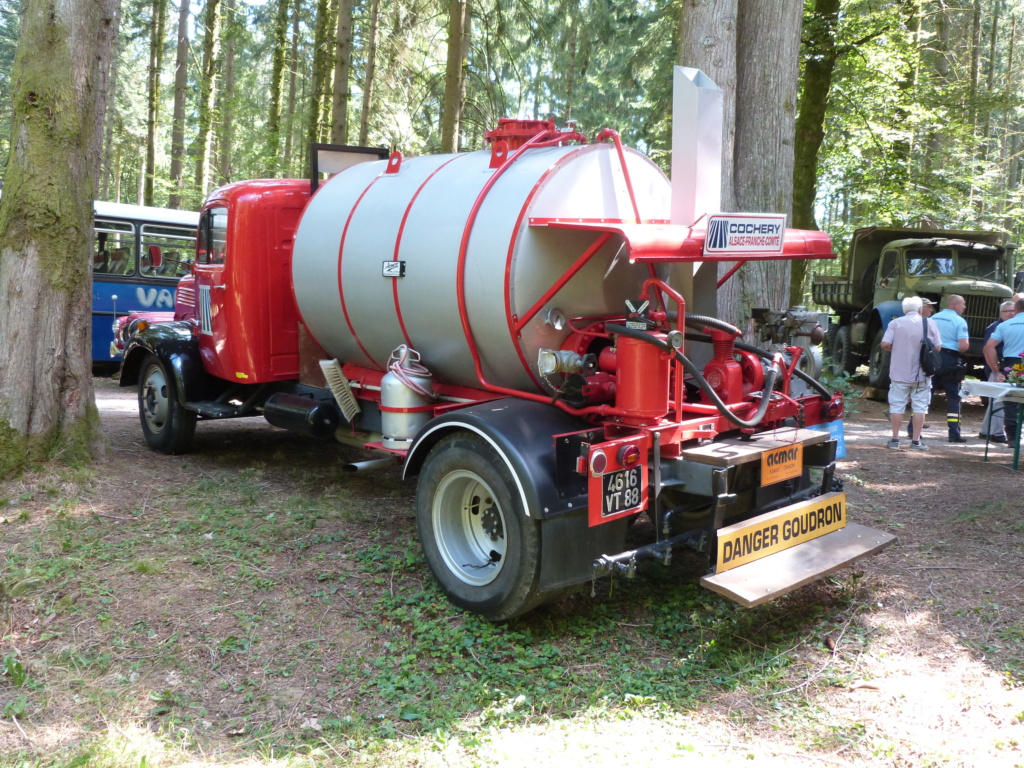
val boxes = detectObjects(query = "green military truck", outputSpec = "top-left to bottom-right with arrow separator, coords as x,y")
812,227 -> 1018,388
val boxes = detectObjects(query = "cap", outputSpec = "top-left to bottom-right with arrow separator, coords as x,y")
920,297 -> 937,305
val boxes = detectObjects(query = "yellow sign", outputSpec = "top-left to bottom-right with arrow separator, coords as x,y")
761,443 -> 803,486
716,492 -> 847,573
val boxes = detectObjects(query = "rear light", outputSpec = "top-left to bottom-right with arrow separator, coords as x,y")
824,397 -> 843,421
589,450 -> 608,475
617,443 -> 641,468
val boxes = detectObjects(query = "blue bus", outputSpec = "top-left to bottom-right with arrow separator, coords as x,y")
91,201 -> 199,362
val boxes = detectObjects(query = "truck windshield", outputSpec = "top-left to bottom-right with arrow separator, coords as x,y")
906,249 -> 953,276
956,253 -> 1005,282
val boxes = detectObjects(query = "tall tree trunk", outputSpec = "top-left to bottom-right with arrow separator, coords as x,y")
144,0 -> 168,206
0,0 -> 118,476
565,0 -> 578,120
790,0 -> 840,306
970,0 -> 981,128
283,0 -> 300,173
218,0 -> 236,184
267,0 -> 290,173
168,0 -> 191,209
678,0 -> 737,212
358,0 -> 381,145
981,0 -> 999,162
307,0 -> 332,158
728,0 -> 802,320
331,0 -> 354,144
678,0 -> 737,329
679,0 -> 802,327
440,0 -> 471,153
100,5 -> 122,201
193,0 -> 222,203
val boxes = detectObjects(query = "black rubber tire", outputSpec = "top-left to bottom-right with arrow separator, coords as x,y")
416,433 -> 543,621
828,325 -> 858,376
138,354 -> 197,454
867,329 -> 891,389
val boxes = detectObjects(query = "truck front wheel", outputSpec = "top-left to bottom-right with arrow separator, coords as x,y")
867,329 -> 892,389
829,326 -> 858,376
416,434 -> 543,621
138,354 -> 197,454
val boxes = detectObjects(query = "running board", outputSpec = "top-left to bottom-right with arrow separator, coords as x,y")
700,522 -> 896,607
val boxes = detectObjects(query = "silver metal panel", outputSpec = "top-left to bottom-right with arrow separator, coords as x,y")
293,160 -> 386,366
294,139 -> 675,394
461,145 -> 583,391
391,151 -> 507,385
340,154 -> 455,370
508,145 -> 672,391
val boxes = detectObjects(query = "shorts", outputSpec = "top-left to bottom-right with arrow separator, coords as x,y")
888,380 -> 931,414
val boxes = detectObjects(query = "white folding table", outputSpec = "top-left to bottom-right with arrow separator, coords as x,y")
959,380 -> 1024,470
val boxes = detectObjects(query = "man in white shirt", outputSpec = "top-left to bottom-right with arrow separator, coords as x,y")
881,296 -> 942,450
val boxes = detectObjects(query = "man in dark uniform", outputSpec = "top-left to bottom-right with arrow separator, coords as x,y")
984,297 -> 1024,443
979,301 -> 1016,442
931,295 -> 970,443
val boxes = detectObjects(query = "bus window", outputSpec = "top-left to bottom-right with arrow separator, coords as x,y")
197,207 -> 229,265
94,220 -> 136,275
140,223 -> 196,278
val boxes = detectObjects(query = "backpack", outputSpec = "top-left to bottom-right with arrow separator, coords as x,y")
919,316 -> 942,376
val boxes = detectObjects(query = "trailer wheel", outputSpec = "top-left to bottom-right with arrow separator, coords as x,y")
416,434 -> 542,621
867,329 -> 891,389
138,354 -> 197,454
828,326 -> 858,376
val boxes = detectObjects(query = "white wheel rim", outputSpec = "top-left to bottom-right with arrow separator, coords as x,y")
141,365 -> 170,434
432,469 -> 507,586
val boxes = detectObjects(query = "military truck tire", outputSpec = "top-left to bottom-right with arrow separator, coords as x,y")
829,326 -> 858,376
416,433 -> 544,621
138,354 -> 197,454
867,329 -> 891,389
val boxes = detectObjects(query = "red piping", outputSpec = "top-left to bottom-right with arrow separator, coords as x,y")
594,128 -> 641,223
514,232 -> 613,333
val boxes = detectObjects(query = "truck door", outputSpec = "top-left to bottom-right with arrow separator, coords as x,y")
876,249 -> 899,303
193,206 -> 232,380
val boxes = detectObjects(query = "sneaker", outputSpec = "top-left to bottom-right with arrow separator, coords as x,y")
887,439 -> 901,450
948,436 -> 968,444
909,441 -> 928,451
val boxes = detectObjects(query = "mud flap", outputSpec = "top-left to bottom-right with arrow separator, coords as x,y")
700,522 -> 895,607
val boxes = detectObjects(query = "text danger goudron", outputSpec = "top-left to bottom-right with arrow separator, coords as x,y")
720,498 -> 845,565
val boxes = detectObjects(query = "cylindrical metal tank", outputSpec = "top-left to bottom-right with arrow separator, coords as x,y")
292,139 -> 672,393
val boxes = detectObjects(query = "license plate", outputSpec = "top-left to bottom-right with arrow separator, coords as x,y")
601,466 -> 643,518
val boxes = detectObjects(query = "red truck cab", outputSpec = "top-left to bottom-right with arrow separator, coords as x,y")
191,179 -> 309,383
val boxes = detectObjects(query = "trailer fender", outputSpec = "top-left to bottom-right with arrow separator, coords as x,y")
118,321 -> 206,404
405,398 -> 632,593
403,398 -> 592,519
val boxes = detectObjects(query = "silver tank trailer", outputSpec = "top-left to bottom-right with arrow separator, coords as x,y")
292,141 -> 672,393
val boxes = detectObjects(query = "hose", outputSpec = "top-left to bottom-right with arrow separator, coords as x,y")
683,331 -> 833,400
387,345 -> 435,399
606,323 -> 778,429
679,313 -> 742,337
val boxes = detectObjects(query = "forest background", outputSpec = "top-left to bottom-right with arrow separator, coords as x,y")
1,0 -> 1022,306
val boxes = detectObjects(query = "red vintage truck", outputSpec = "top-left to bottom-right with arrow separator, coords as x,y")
116,114 -> 893,620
